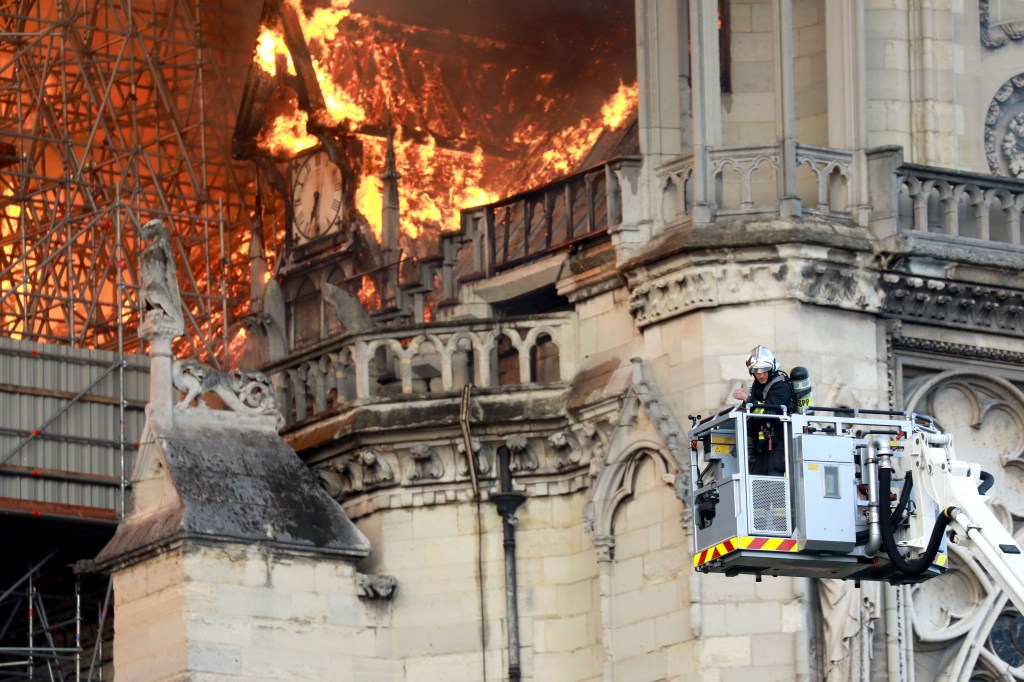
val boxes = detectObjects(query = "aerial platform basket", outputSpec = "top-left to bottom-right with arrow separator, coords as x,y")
688,404 -> 947,583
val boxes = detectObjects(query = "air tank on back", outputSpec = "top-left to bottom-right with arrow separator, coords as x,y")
790,366 -> 812,412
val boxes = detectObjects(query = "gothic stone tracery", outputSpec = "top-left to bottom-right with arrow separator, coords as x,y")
985,73 -> 1024,178
902,368 -> 1024,678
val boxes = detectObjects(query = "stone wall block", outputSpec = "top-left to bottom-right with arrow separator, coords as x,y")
289,591 -> 330,623
614,617 -> 658,659
327,593 -> 375,628
251,621 -> 377,657
611,649 -> 669,682
392,621 -> 489,658
216,584 -> 294,620
313,560 -> 359,593
724,602 -> 783,635
186,643 -> 243,676
531,648 -> 601,682
614,580 -> 681,626
404,652 -> 506,682
186,612 -> 254,647
534,613 -> 593,653
698,634 -> 753,668
268,558 -> 318,593
541,551 -> 600,584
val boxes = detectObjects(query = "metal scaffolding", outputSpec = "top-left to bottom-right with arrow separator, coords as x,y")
0,1 -> 259,676
0,0 -> 258,361
0,552 -> 114,681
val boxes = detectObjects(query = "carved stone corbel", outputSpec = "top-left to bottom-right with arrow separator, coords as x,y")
407,444 -> 443,482
358,447 -> 395,488
547,430 -> 582,470
456,437 -> 489,477
321,457 -> 359,498
356,573 -> 398,600
505,434 -> 538,474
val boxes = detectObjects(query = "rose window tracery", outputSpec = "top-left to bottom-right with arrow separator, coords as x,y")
904,371 -> 1024,678
985,74 -> 1024,178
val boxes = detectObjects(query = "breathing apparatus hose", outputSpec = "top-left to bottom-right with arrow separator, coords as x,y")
878,466 -> 953,578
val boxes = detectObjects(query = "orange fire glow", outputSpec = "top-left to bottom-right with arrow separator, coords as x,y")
256,0 -> 638,268
255,27 -> 293,76
357,274 -> 380,309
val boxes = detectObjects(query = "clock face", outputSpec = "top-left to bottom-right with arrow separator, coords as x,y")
291,150 -> 344,244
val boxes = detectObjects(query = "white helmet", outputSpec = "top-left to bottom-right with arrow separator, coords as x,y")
745,345 -> 778,376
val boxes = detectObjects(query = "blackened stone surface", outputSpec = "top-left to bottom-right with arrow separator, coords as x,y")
95,420 -> 369,569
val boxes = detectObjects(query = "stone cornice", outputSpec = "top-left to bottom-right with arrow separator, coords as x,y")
890,330 -> 1024,365
881,273 -> 1024,337
308,402 -> 622,520
626,248 -> 1024,337
628,257 -> 880,327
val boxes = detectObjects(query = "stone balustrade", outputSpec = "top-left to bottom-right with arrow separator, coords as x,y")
265,313 -> 577,426
656,143 -> 855,225
896,163 -> 1024,244
870,146 -> 1024,247
655,142 -> 1024,253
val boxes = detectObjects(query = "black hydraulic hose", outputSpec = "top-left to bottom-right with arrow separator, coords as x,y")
890,471 -> 913,525
878,467 -> 953,577
979,470 -> 995,495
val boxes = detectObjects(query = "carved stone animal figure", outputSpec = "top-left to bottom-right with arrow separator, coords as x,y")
171,359 -> 279,423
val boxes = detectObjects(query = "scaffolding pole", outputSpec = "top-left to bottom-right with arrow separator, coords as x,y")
0,1 -> 260,676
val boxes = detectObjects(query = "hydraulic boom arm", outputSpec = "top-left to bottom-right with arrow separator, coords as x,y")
912,432 -> 1024,614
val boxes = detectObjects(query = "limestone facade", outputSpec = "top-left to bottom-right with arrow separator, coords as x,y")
99,1 -> 1024,680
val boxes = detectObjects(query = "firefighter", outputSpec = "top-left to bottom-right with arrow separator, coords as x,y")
732,345 -> 794,475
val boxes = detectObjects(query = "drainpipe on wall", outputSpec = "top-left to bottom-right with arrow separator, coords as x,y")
460,386 -> 488,681
492,445 -> 526,682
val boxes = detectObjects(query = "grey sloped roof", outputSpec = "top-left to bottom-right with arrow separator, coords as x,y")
95,415 -> 370,568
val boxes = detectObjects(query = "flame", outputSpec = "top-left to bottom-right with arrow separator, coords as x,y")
260,109 -> 316,157
285,0 -> 365,130
2,187 -> 21,223
354,174 -> 383,241
255,27 -> 292,76
256,2 -> 637,280
526,80 -> 639,179
1,187 -> 36,333
228,325 -> 248,365
602,81 -> 638,130
357,274 -> 380,310
354,130 -> 498,243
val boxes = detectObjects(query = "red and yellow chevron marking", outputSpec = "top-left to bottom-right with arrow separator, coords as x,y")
693,536 -> 800,568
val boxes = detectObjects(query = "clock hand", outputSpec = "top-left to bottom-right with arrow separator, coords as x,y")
310,190 -> 321,235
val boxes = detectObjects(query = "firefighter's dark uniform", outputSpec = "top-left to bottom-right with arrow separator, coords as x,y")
747,372 -> 795,475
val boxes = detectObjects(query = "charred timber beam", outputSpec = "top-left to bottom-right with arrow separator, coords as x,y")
278,0 -> 328,123
232,0 -> 281,159
252,154 -> 290,201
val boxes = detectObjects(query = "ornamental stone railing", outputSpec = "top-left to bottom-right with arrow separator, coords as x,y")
655,143 -> 855,225
264,313 -> 577,427
869,145 -> 1024,246
656,142 -> 1024,253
